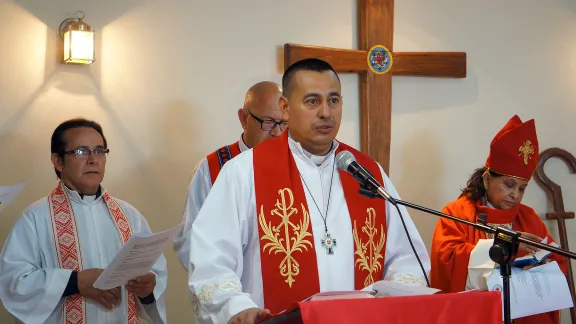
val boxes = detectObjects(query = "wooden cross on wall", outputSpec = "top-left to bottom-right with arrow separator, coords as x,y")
284,0 -> 466,173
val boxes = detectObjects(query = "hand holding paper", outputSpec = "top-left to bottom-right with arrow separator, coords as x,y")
517,231 -> 543,254
125,272 -> 156,298
93,225 -> 178,290
78,268 -> 121,310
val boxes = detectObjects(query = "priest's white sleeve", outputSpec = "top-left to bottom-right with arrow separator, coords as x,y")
173,158 -> 212,270
130,209 -> 169,324
378,166 -> 431,286
188,159 -> 257,324
465,239 -> 496,290
0,208 -> 72,323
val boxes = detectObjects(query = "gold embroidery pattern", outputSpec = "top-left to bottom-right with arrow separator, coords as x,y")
197,284 -> 217,303
353,208 -> 386,287
259,188 -> 313,287
196,281 -> 241,304
190,294 -> 200,315
388,273 -> 427,286
219,281 -> 241,291
518,140 -> 535,165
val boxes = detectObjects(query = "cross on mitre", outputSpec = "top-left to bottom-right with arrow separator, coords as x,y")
518,140 -> 535,165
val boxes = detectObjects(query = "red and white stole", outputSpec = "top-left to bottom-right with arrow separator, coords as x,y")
48,181 -> 139,324
206,142 -> 242,184
253,131 -> 388,313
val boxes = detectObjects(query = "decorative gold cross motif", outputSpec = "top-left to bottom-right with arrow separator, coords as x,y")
259,188 -> 313,287
518,140 -> 535,165
353,207 -> 386,287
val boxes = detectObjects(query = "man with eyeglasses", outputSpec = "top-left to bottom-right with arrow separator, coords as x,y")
173,81 -> 287,271
0,118 -> 168,324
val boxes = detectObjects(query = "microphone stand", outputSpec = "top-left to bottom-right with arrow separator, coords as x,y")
358,186 -> 576,324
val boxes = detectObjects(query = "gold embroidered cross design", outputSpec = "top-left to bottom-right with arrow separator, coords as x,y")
518,140 -> 535,165
259,188 -> 313,287
353,207 -> 386,287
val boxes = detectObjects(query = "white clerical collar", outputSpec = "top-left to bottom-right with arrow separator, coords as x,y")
287,132 -> 339,167
239,133 -> 250,152
62,184 -> 103,204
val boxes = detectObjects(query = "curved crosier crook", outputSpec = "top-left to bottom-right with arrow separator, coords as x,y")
534,147 -> 576,323
535,148 -> 576,214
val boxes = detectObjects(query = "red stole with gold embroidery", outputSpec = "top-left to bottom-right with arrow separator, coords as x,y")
48,182 -> 139,324
253,131 -> 387,313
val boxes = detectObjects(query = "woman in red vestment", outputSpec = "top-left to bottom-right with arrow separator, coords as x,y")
430,115 -> 569,324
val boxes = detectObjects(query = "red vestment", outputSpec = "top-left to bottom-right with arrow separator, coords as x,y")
431,196 -> 568,324
253,131 -> 388,313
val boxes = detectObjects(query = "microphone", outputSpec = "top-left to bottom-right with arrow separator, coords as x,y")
335,150 -> 429,287
335,151 -> 395,203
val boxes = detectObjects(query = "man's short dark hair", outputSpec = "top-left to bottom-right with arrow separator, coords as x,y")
282,58 -> 340,99
51,118 -> 107,178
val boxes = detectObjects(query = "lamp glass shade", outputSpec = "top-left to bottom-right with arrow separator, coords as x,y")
63,29 -> 95,64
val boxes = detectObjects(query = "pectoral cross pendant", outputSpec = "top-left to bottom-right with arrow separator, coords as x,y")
321,231 -> 337,255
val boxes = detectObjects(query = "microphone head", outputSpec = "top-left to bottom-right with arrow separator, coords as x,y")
335,150 -> 356,171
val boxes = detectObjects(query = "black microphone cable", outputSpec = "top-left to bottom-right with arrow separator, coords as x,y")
390,201 -> 431,287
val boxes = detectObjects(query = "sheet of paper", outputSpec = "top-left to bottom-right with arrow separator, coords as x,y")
0,182 -> 27,214
372,280 -> 440,297
486,261 -> 573,319
305,280 -> 439,301
93,225 -> 179,290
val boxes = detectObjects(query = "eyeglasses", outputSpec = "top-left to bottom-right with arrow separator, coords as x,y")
247,111 -> 288,132
63,148 -> 109,158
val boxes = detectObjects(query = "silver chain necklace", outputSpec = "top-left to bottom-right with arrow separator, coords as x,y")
298,156 -> 337,255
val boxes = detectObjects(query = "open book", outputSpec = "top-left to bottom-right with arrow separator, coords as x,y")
305,280 -> 440,301
511,237 -> 557,268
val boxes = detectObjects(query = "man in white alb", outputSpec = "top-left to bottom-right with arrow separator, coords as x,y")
0,118 -> 168,323
173,81 -> 286,270
187,59 -> 431,324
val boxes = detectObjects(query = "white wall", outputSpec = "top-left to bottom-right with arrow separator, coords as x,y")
0,0 -> 575,323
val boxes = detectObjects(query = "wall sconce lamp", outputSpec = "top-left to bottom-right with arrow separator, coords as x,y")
59,10 -> 95,64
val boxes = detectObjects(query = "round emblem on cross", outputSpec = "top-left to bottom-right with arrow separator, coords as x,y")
367,45 -> 393,74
